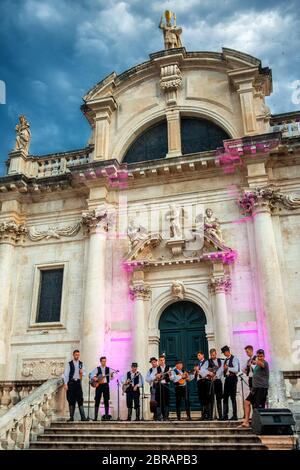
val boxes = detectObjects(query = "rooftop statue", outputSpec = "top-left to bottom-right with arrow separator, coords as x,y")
14,115 -> 31,155
159,10 -> 182,50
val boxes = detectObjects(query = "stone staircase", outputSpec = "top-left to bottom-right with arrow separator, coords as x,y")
30,420 -> 267,450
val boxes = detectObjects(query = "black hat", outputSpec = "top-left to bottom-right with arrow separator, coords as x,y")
221,345 -> 230,353
131,362 -> 138,368
149,357 -> 157,363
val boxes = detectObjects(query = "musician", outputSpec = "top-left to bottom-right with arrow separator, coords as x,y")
201,348 -> 223,421
146,357 -> 158,420
194,351 -> 208,420
62,349 -> 87,421
242,345 -> 256,390
89,356 -> 116,421
151,354 -> 172,421
121,362 -> 144,421
170,360 -> 194,421
240,349 -> 269,428
221,345 -> 240,421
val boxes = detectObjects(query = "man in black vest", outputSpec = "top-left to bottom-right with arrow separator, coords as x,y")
153,354 -> 172,421
194,351 -> 208,420
170,360 -> 194,421
89,356 -> 116,421
146,357 -> 158,420
221,345 -> 240,421
63,349 -> 87,421
242,345 -> 256,390
122,362 -> 144,421
202,348 -> 223,420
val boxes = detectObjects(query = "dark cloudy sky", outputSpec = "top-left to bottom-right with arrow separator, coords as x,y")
0,0 -> 299,175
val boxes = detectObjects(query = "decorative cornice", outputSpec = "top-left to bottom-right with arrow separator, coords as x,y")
0,220 -> 27,244
129,282 -> 151,301
209,276 -> 232,294
238,186 -> 300,215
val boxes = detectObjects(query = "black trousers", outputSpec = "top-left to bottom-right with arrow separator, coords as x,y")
155,383 -> 170,409
126,388 -> 140,409
95,383 -> 110,408
197,379 -> 208,410
223,374 -> 238,417
175,385 -> 190,416
67,380 -> 83,407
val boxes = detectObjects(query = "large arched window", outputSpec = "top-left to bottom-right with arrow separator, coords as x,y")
181,117 -> 229,155
122,116 -> 230,163
123,120 -> 168,164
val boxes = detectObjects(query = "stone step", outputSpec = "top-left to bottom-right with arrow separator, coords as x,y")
30,441 -> 266,450
45,426 -> 252,435
53,420 -> 242,428
37,433 -> 260,443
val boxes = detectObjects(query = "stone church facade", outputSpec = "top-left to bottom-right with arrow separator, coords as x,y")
1,36 -> 300,417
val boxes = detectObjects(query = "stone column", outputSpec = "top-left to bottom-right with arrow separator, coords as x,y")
81,205 -> 109,381
0,219 -> 27,379
166,108 -> 182,158
130,280 -> 151,369
239,187 -> 293,406
209,271 -> 232,351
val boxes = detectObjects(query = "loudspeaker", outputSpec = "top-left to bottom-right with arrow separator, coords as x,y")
251,408 -> 295,435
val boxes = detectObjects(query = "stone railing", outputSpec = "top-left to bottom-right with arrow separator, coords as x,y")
0,378 -> 64,450
284,371 -> 300,409
0,381 -> 44,415
7,147 -> 93,179
270,112 -> 300,138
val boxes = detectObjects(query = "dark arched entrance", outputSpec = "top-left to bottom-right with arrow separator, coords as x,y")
159,300 -> 208,411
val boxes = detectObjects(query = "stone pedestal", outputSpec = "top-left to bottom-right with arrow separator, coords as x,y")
130,282 -> 151,369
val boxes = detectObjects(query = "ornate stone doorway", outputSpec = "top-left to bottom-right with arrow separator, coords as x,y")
159,300 -> 208,411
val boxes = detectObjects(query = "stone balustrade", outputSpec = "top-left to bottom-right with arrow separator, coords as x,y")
0,381 -> 44,415
270,112 -> 300,138
0,378 -> 64,450
283,371 -> 300,406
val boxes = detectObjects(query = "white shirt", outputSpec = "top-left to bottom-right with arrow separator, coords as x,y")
62,360 -> 85,385
170,368 -> 194,386
201,358 -> 224,380
89,366 -> 113,384
121,371 -> 144,388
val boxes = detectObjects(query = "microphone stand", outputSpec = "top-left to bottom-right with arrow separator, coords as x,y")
116,379 -> 120,421
141,383 -> 145,421
238,373 -> 249,419
87,379 -> 91,421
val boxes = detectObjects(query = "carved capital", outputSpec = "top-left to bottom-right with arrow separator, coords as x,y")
129,282 -> 151,301
0,220 -> 27,244
209,276 -> 232,294
238,186 -> 300,215
160,63 -> 182,105
81,208 -> 109,234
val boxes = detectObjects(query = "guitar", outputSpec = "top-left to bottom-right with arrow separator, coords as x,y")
154,370 -> 171,383
90,370 -> 119,388
122,372 -> 141,394
176,370 -> 193,385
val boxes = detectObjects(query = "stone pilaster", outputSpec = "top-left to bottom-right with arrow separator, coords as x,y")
209,268 -> 232,351
166,108 -> 182,158
87,96 -> 117,161
228,69 -> 258,136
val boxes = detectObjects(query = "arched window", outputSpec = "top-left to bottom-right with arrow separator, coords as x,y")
181,117 -> 229,155
123,120 -> 168,164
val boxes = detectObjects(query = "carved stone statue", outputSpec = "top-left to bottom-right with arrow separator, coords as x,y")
127,218 -> 148,248
204,208 -> 223,243
171,280 -> 185,300
14,115 -> 31,155
159,10 -> 182,50
165,204 -> 182,238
